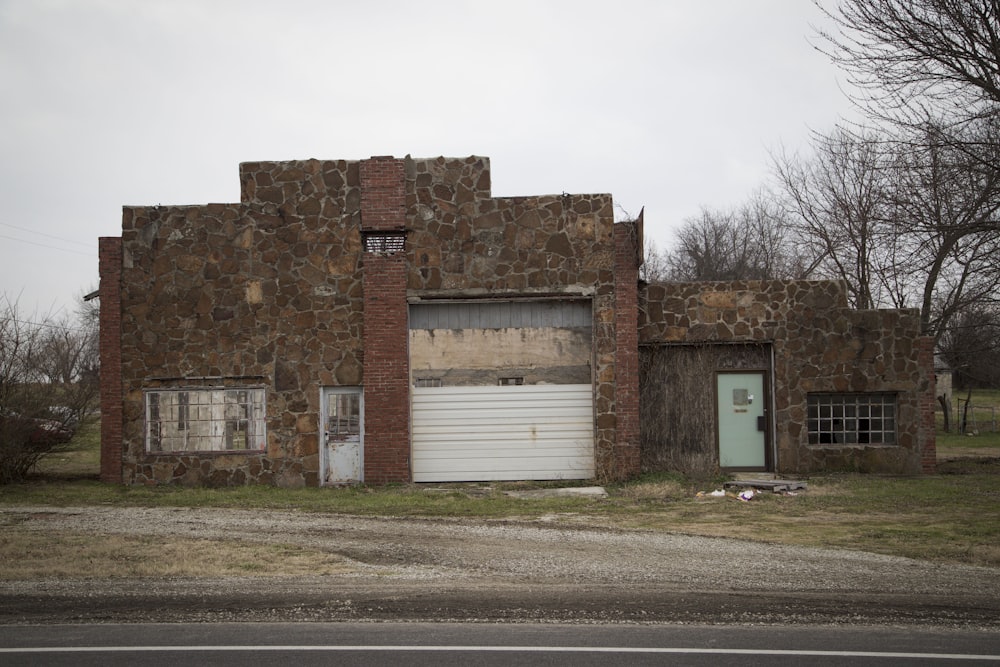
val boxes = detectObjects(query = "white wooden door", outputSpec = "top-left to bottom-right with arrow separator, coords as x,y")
321,387 -> 363,485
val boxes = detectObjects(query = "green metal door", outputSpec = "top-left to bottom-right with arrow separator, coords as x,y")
717,372 -> 767,470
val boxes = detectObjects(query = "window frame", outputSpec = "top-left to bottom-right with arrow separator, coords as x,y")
145,387 -> 267,454
807,392 -> 897,446
325,390 -> 361,437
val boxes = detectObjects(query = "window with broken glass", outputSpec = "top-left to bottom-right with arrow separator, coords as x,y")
326,391 -> 361,437
807,393 -> 896,445
145,388 -> 266,452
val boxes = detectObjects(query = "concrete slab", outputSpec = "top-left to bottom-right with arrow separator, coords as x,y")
504,486 -> 608,499
730,472 -> 778,481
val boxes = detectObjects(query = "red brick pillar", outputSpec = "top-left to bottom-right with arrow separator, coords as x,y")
918,336 -> 937,473
98,237 -> 123,483
613,216 -> 642,479
360,157 -> 411,483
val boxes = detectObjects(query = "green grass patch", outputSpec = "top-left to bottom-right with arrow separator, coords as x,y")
0,479 -> 604,518
7,413 -> 1000,569
4,464 -> 999,568
31,418 -> 101,479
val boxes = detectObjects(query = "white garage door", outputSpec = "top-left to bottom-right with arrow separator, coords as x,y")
411,384 -> 594,482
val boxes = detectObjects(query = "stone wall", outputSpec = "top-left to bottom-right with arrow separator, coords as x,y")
106,155 -> 634,486
117,160 -> 367,486
639,280 -> 936,474
401,156 -> 625,480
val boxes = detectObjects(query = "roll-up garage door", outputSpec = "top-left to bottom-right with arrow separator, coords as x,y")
411,383 -> 594,482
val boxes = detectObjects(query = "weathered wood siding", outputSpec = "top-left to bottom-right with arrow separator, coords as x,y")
639,343 -> 770,474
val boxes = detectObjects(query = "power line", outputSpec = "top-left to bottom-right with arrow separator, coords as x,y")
0,233 -> 93,257
0,222 -> 94,249
9,318 -> 88,333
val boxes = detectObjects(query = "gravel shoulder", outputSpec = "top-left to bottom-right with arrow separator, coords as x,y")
2,505 -> 999,626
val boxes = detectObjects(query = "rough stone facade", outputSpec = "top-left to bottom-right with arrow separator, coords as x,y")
102,155 -> 635,486
638,280 -> 936,474
99,155 -> 934,486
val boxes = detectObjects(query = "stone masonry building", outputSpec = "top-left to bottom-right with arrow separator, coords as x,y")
97,155 -> 935,486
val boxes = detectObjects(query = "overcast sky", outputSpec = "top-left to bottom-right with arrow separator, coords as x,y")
0,0 -> 855,320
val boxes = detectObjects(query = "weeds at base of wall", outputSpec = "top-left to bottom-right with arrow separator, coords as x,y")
594,448 -> 615,485
642,449 -> 719,482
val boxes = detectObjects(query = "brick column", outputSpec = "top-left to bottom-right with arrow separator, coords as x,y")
360,156 -> 407,231
98,237 -> 123,483
918,336 -> 937,473
360,157 -> 411,483
612,216 -> 642,479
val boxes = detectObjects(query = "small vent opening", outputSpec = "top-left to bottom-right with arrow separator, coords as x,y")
363,231 -> 406,254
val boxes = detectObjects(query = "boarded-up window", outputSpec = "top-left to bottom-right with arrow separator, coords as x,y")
145,388 -> 266,452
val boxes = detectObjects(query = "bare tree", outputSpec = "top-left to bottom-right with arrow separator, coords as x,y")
640,237 -> 669,283
660,193 -> 801,282
0,293 -> 98,483
662,208 -> 742,281
773,127 -> 895,309
816,0 -> 1000,124
938,304 -> 1000,389
775,122 -> 1000,340
887,122 -> 1000,337
739,190 -> 809,280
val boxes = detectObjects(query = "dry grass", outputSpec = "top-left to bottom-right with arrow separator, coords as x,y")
9,416 -> 1000,571
604,469 -> 1000,567
0,526 -> 357,580
616,477 -> 687,501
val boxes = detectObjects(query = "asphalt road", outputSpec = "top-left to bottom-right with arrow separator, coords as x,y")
2,622 -> 1000,666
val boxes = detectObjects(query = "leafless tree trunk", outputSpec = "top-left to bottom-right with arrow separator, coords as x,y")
937,394 -> 951,433
938,305 -> 1000,389
960,388 -> 974,434
887,122 -> 1000,340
